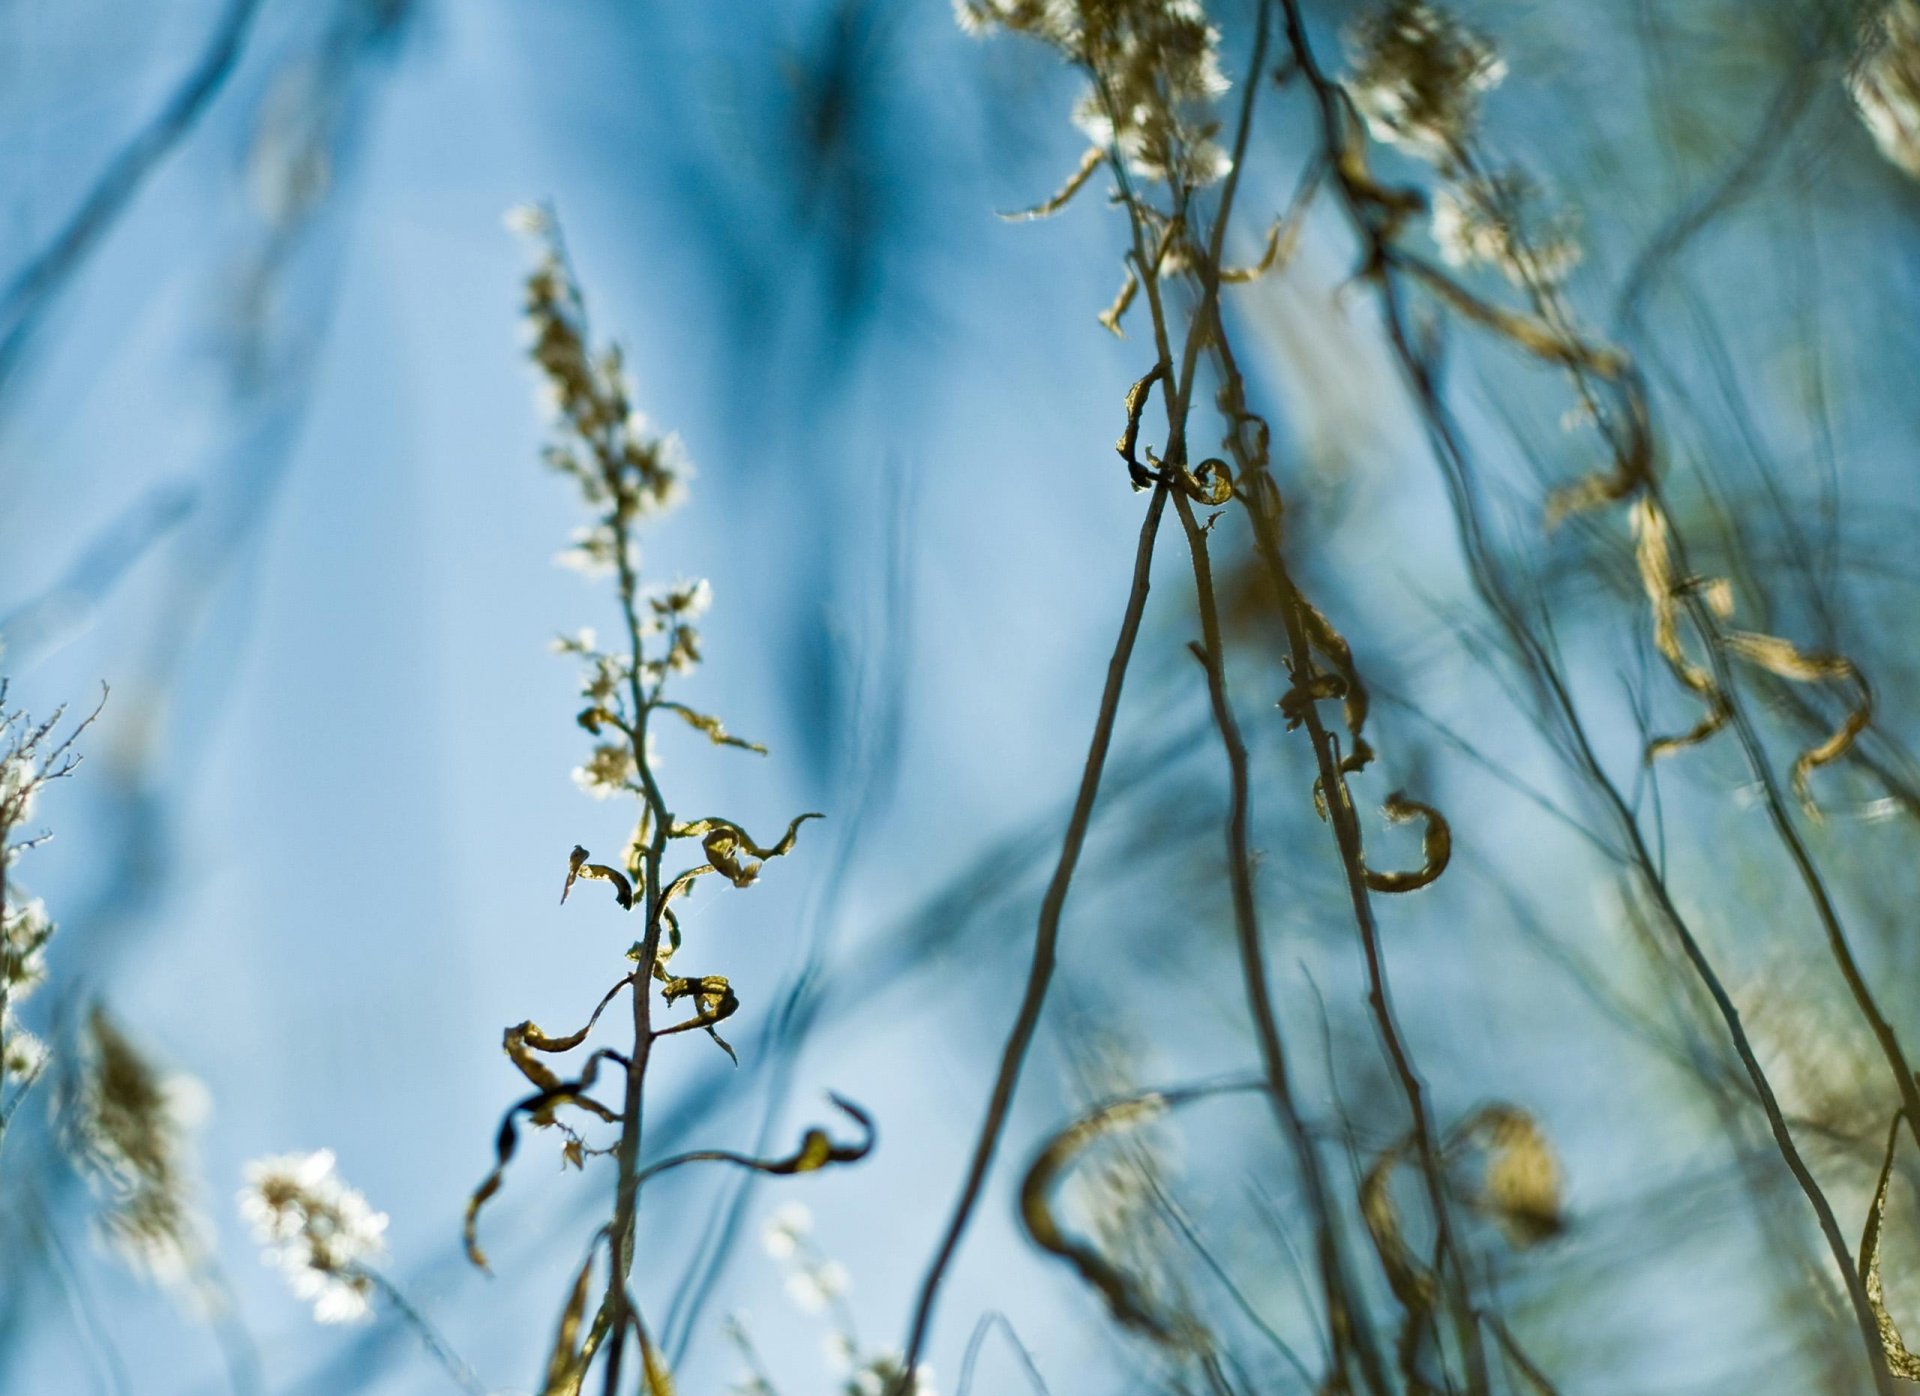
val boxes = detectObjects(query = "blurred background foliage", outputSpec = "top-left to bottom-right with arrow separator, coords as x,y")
4,0 -> 1920,1392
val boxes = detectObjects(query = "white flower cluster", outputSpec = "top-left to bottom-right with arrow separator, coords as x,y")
2,885 -> 53,1086
1345,0 -> 1505,161
1430,170 -> 1581,286
573,740 -> 640,800
1852,0 -> 1920,179
751,1203 -> 937,1396
1345,3 -> 1584,292
2,692 -> 97,1093
761,1202 -> 850,1311
0,751 -> 38,827
509,206 -> 695,541
239,1149 -> 389,1322
957,0 -> 1232,187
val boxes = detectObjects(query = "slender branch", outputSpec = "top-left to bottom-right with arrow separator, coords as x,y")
1266,5 -> 1895,1387
898,478 -> 1170,1379
1172,486 -> 1392,1396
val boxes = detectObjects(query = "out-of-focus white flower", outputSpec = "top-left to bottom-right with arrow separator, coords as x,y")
555,523 -> 632,578
1430,170 -> 1581,286
785,1258 -> 850,1313
1852,0 -> 1920,178
573,741 -> 639,799
239,1149 -> 388,1323
959,0 -> 1232,188
653,577 -> 713,621
2,895 -> 52,1001
504,203 -> 552,237
2,1022 -> 46,1080
0,752 -> 37,825
762,1200 -> 814,1259
1346,1 -> 1505,161
823,1329 -> 860,1372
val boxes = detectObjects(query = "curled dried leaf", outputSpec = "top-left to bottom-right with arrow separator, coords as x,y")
561,845 -> 589,905
1221,162 -> 1323,285
1020,1094 -> 1182,1345
541,1253 -> 597,1396
657,973 -> 740,1062
657,701 -> 767,755
634,1094 -> 876,1187
1176,457 -> 1234,506
1403,256 -> 1627,374
658,865 -> 715,912
562,846 -> 633,909
1544,373 -> 1654,529
1452,1105 -> 1564,1247
1359,1132 -> 1436,1312
1860,1112 -> 1920,1378
577,706 -> 619,736
1277,596 -> 1375,790
669,813 -> 822,889
466,1050 -> 626,1270
1633,500 -> 1729,761
503,977 -> 635,1092
1099,268 -> 1139,338
1722,630 -> 1873,819
1362,791 -> 1452,894
1116,363 -> 1168,490
1000,145 -> 1104,222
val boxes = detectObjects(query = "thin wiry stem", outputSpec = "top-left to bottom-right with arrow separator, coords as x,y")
1687,579 -> 1920,1148
1268,5 -> 1893,1387
897,477 -> 1169,1380
599,485 -> 675,1396
955,1311 -> 1050,1396
356,1269 -> 488,1396
1171,484 -> 1391,1396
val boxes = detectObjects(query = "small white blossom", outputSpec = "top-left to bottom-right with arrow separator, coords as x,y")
572,741 -> 639,799
960,0 -> 1233,187
239,1149 -> 388,1324
823,1330 -> 859,1372
0,752 -> 37,825
555,523 -> 629,578
1430,171 -> 1580,286
785,1259 -> 850,1313
2,1021 -> 46,1080
762,1200 -> 813,1259
2,895 -> 51,1001
653,577 -> 713,621
504,203 -> 552,237
1346,1 -> 1505,161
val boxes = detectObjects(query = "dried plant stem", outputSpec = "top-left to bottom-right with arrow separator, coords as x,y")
357,1269 -> 489,1396
1267,6 -> 1894,1388
1687,579 -> 1920,1147
599,439 -> 676,1396
1172,487 -> 1392,1396
1464,122 -> 1920,1163
899,479 -> 1170,1379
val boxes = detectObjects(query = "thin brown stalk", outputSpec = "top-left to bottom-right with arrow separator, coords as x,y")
1266,5 -> 1894,1387
1172,486 -> 1392,1396
897,478 -> 1170,1380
